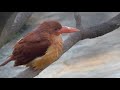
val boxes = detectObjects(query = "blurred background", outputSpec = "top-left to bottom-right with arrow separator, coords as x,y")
0,12 -> 120,78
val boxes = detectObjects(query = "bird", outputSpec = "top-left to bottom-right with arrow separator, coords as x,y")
0,20 -> 79,70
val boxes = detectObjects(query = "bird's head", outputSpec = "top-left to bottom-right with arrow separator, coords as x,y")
39,20 -> 79,35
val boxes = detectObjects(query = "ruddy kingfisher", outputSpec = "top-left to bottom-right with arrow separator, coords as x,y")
0,20 -> 79,70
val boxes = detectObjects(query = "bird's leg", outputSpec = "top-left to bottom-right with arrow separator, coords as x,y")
27,56 -> 57,70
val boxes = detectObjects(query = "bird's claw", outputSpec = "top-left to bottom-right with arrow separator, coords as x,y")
26,61 -> 43,71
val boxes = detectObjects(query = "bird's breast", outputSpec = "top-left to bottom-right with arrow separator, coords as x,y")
28,35 -> 63,69
43,35 -> 63,61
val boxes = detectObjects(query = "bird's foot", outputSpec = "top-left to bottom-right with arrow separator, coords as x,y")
26,60 -> 45,70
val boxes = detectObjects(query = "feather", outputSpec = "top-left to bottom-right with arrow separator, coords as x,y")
13,31 -> 51,66
26,35 -> 63,70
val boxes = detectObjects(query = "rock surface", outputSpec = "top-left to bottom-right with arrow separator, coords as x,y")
0,12 -> 120,78
35,28 -> 120,78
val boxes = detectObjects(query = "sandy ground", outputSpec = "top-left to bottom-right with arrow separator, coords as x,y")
0,12 -> 120,78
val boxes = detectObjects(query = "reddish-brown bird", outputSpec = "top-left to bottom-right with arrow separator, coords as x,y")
0,20 -> 79,70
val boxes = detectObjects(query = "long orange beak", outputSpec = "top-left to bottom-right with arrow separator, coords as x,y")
57,26 -> 80,34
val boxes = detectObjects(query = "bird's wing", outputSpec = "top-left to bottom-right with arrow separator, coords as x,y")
12,31 -> 51,66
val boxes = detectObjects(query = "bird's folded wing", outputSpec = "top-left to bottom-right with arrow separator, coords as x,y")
12,32 -> 51,66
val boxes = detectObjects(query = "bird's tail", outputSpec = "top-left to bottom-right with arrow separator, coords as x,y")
0,56 -> 13,66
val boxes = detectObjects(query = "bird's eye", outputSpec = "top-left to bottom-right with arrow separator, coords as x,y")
54,28 -> 58,31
